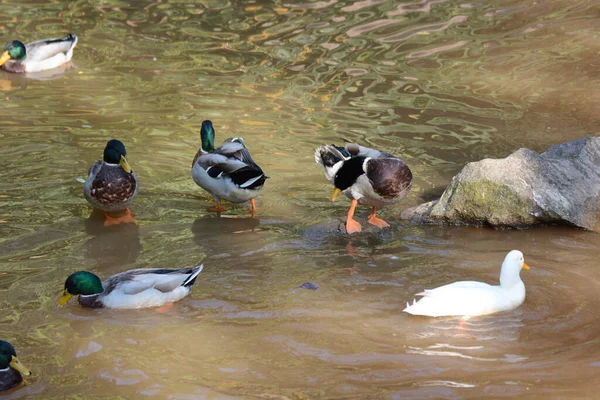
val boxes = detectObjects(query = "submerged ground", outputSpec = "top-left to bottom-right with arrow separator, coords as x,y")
2,0 -> 600,398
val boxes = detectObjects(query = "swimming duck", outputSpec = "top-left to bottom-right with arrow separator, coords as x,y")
84,139 -> 139,226
314,142 -> 412,234
0,340 -> 31,391
59,265 -> 204,309
192,120 -> 268,215
0,34 -> 77,73
403,250 -> 530,317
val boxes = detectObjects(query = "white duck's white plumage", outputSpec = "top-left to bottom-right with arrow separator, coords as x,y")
403,250 -> 530,317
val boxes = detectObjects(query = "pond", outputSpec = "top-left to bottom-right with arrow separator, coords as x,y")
1,0 -> 600,398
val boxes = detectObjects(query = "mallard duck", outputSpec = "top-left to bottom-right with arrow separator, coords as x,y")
314,142 -> 412,234
0,34 -> 77,73
403,250 -> 530,317
192,120 -> 268,215
84,139 -> 139,226
59,265 -> 204,309
0,340 -> 30,391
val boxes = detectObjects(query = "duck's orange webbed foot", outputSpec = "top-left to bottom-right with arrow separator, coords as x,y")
102,208 -> 136,227
345,218 -> 362,234
156,303 -> 174,313
367,207 -> 390,229
344,199 -> 362,234
208,200 -> 228,213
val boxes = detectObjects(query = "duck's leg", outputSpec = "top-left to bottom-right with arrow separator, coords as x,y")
250,199 -> 257,217
102,208 -> 136,227
367,207 -> 390,229
208,199 -> 228,213
345,199 -> 362,234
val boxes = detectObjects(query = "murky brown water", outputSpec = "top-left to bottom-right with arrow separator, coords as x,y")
2,0 -> 600,398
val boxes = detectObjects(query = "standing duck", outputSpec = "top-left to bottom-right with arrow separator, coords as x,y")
0,340 -> 31,391
403,250 -> 530,317
315,142 -> 412,234
192,120 -> 267,215
58,265 -> 204,309
84,139 -> 139,226
0,34 -> 77,73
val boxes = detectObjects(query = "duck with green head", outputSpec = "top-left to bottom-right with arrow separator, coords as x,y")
0,34 -> 77,73
0,340 -> 31,391
59,265 -> 204,309
84,139 -> 139,226
191,120 -> 268,215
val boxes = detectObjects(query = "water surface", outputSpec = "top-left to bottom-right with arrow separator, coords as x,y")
1,0 -> 600,398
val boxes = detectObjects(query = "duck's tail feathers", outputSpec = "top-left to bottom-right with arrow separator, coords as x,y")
402,298 -> 418,313
182,264 -> 204,287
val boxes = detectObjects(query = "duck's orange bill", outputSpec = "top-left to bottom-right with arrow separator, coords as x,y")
523,263 -> 530,270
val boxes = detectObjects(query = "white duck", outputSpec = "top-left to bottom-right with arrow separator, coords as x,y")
403,250 -> 530,317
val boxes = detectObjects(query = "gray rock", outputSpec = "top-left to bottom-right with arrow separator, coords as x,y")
401,137 -> 600,231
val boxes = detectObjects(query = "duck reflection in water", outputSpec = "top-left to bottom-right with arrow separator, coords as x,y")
84,209 -> 142,268
192,215 -> 261,250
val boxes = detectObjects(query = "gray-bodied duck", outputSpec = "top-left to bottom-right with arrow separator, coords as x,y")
315,142 -> 412,234
84,139 -> 139,226
59,265 -> 204,309
192,120 -> 268,215
0,34 -> 77,73
0,340 -> 30,391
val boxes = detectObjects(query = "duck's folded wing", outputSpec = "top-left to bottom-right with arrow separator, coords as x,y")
218,138 -> 260,166
26,35 -> 77,61
197,153 -> 247,172
104,268 -> 198,295
416,281 -> 491,296
87,161 -> 103,178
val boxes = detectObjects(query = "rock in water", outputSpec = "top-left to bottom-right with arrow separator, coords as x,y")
401,137 -> 600,231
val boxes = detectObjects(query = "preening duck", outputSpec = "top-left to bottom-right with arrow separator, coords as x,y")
315,142 -> 412,234
403,250 -> 530,317
192,120 -> 267,215
0,340 -> 30,391
84,139 -> 139,226
58,265 -> 204,309
0,34 -> 77,73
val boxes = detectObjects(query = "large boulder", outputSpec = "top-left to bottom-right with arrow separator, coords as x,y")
402,137 -> 600,231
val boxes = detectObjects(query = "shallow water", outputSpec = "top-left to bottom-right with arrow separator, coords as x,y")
1,0 -> 600,398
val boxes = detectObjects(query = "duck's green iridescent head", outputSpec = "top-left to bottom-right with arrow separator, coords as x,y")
58,271 -> 103,306
0,340 -> 31,377
0,40 -> 25,66
200,120 -> 216,153
103,139 -> 132,173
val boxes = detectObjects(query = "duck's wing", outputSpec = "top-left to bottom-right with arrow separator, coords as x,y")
217,137 -> 262,167
198,150 -> 266,189
103,265 -> 204,295
344,142 -> 393,159
404,281 -> 501,317
86,160 -> 103,179
25,34 -> 77,62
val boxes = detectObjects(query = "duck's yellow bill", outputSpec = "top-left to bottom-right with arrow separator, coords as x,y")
522,263 -> 530,270
58,290 -> 73,306
0,51 -> 10,67
330,188 -> 342,201
10,355 -> 31,376
120,155 -> 132,173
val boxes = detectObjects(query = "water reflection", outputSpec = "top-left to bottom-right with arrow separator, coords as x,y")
83,210 -> 141,268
